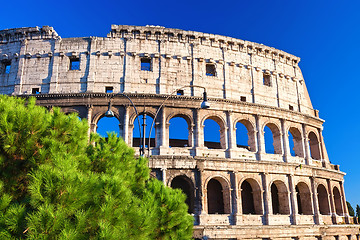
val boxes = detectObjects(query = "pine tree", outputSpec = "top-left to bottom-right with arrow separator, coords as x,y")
0,95 -> 193,239
356,205 -> 360,223
347,201 -> 355,216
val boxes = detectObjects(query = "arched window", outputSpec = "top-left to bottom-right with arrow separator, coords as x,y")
288,127 -> 303,157
171,176 -> 194,213
241,179 -> 262,214
308,132 -> 321,160
296,182 -> 312,215
204,117 -> 225,149
236,122 -> 249,150
271,181 -> 289,215
317,184 -> 330,215
333,187 -> 343,216
207,179 -> 224,214
169,116 -> 190,147
264,123 -> 282,154
133,114 -> 155,148
97,116 -> 120,137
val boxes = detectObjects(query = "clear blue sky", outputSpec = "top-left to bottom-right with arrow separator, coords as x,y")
1,0 -> 360,208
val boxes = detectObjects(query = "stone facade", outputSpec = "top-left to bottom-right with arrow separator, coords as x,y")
0,25 -> 359,240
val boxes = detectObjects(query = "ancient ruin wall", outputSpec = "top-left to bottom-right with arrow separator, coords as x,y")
0,25 -> 358,240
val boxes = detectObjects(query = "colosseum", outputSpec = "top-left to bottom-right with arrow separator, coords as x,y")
0,25 -> 359,240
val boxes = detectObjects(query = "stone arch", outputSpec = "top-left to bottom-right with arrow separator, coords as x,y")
94,111 -> 121,137
288,127 -> 304,157
317,184 -> 330,215
170,175 -> 195,214
239,178 -> 263,214
167,113 -> 193,148
234,118 -> 256,152
202,114 -> 227,149
130,111 -> 156,148
308,131 -> 321,160
295,182 -> 312,215
270,180 -> 290,214
333,186 -> 343,216
263,122 -> 282,154
205,175 -> 231,214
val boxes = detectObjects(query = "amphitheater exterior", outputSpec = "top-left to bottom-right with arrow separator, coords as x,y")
0,25 -> 359,240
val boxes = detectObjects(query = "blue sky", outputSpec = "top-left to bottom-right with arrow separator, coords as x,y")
1,0 -> 360,208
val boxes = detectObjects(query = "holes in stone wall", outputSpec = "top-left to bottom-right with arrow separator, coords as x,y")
263,73 -> 271,87
132,114 -> 155,148
2,60 -> 11,74
236,122 -> 249,150
206,63 -> 216,76
171,176 -> 194,213
204,118 -> 225,149
169,116 -> 190,147
308,131 -> 321,160
69,58 -> 80,70
264,123 -> 282,154
333,186 -> 343,216
317,184 -> 330,215
32,88 -> 40,94
141,58 -> 152,71
240,96 -> 246,102
271,181 -> 290,215
207,178 -> 225,214
105,86 -> 113,93
97,116 -> 120,137
296,182 -> 313,215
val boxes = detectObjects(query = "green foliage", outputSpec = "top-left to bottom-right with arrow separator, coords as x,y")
347,201 -> 355,216
356,204 -> 360,222
0,95 -> 193,239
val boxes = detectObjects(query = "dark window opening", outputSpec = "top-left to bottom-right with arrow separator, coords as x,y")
206,64 -> 216,76
296,186 -> 303,214
240,96 -> 246,102
171,176 -> 194,213
241,181 -> 255,214
271,183 -> 280,214
3,61 -> 11,74
32,88 -> 40,94
105,86 -> 113,93
263,73 -> 271,86
318,184 -> 330,215
141,58 -> 152,71
289,105 -> 294,111
70,58 -> 80,70
177,90 -> 184,96
207,179 -> 224,214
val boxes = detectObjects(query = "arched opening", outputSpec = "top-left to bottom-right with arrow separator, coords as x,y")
271,181 -> 289,215
97,116 -> 120,137
288,127 -> 303,157
333,187 -> 343,216
204,117 -> 225,149
241,180 -> 255,214
296,182 -> 312,215
170,176 -> 194,213
264,123 -> 282,154
236,122 -> 249,150
207,178 -> 225,214
240,179 -> 262,214
132,114 -> 155,148
317,184 -> 330,215
169,116 -> 190,147
308,131 -> 321,160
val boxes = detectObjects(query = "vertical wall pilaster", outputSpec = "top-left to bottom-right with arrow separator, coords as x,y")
302,124 -> 310,165
256,115 -> 264,161
123,106 -> 130,145
281,119 -> 289,162
310,177 -> 320,224
340,181 -> 350,223
288,174 -> 298,224
261,172 -> 270,225
327,179 -> 337,224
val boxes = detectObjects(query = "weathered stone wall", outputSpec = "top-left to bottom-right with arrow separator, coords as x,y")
0,25 -> 358,240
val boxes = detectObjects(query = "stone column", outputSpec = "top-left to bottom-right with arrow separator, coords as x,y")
86,105 -> 93,137
14,39 -> 27,94
261,172 -> 270,225
311,178 -> 320,224
327,179 -> 337,224
226,111 -> 237,150
193,109 -> 204,157
230,171 -> 238,225
302,124 -> 311,165
281,119 -> 289,162
256,115 -> 264,161
158,108 -> 168,154
288,174 -> 298,225
123,106 -> 130,145
161,168 -> 167,185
